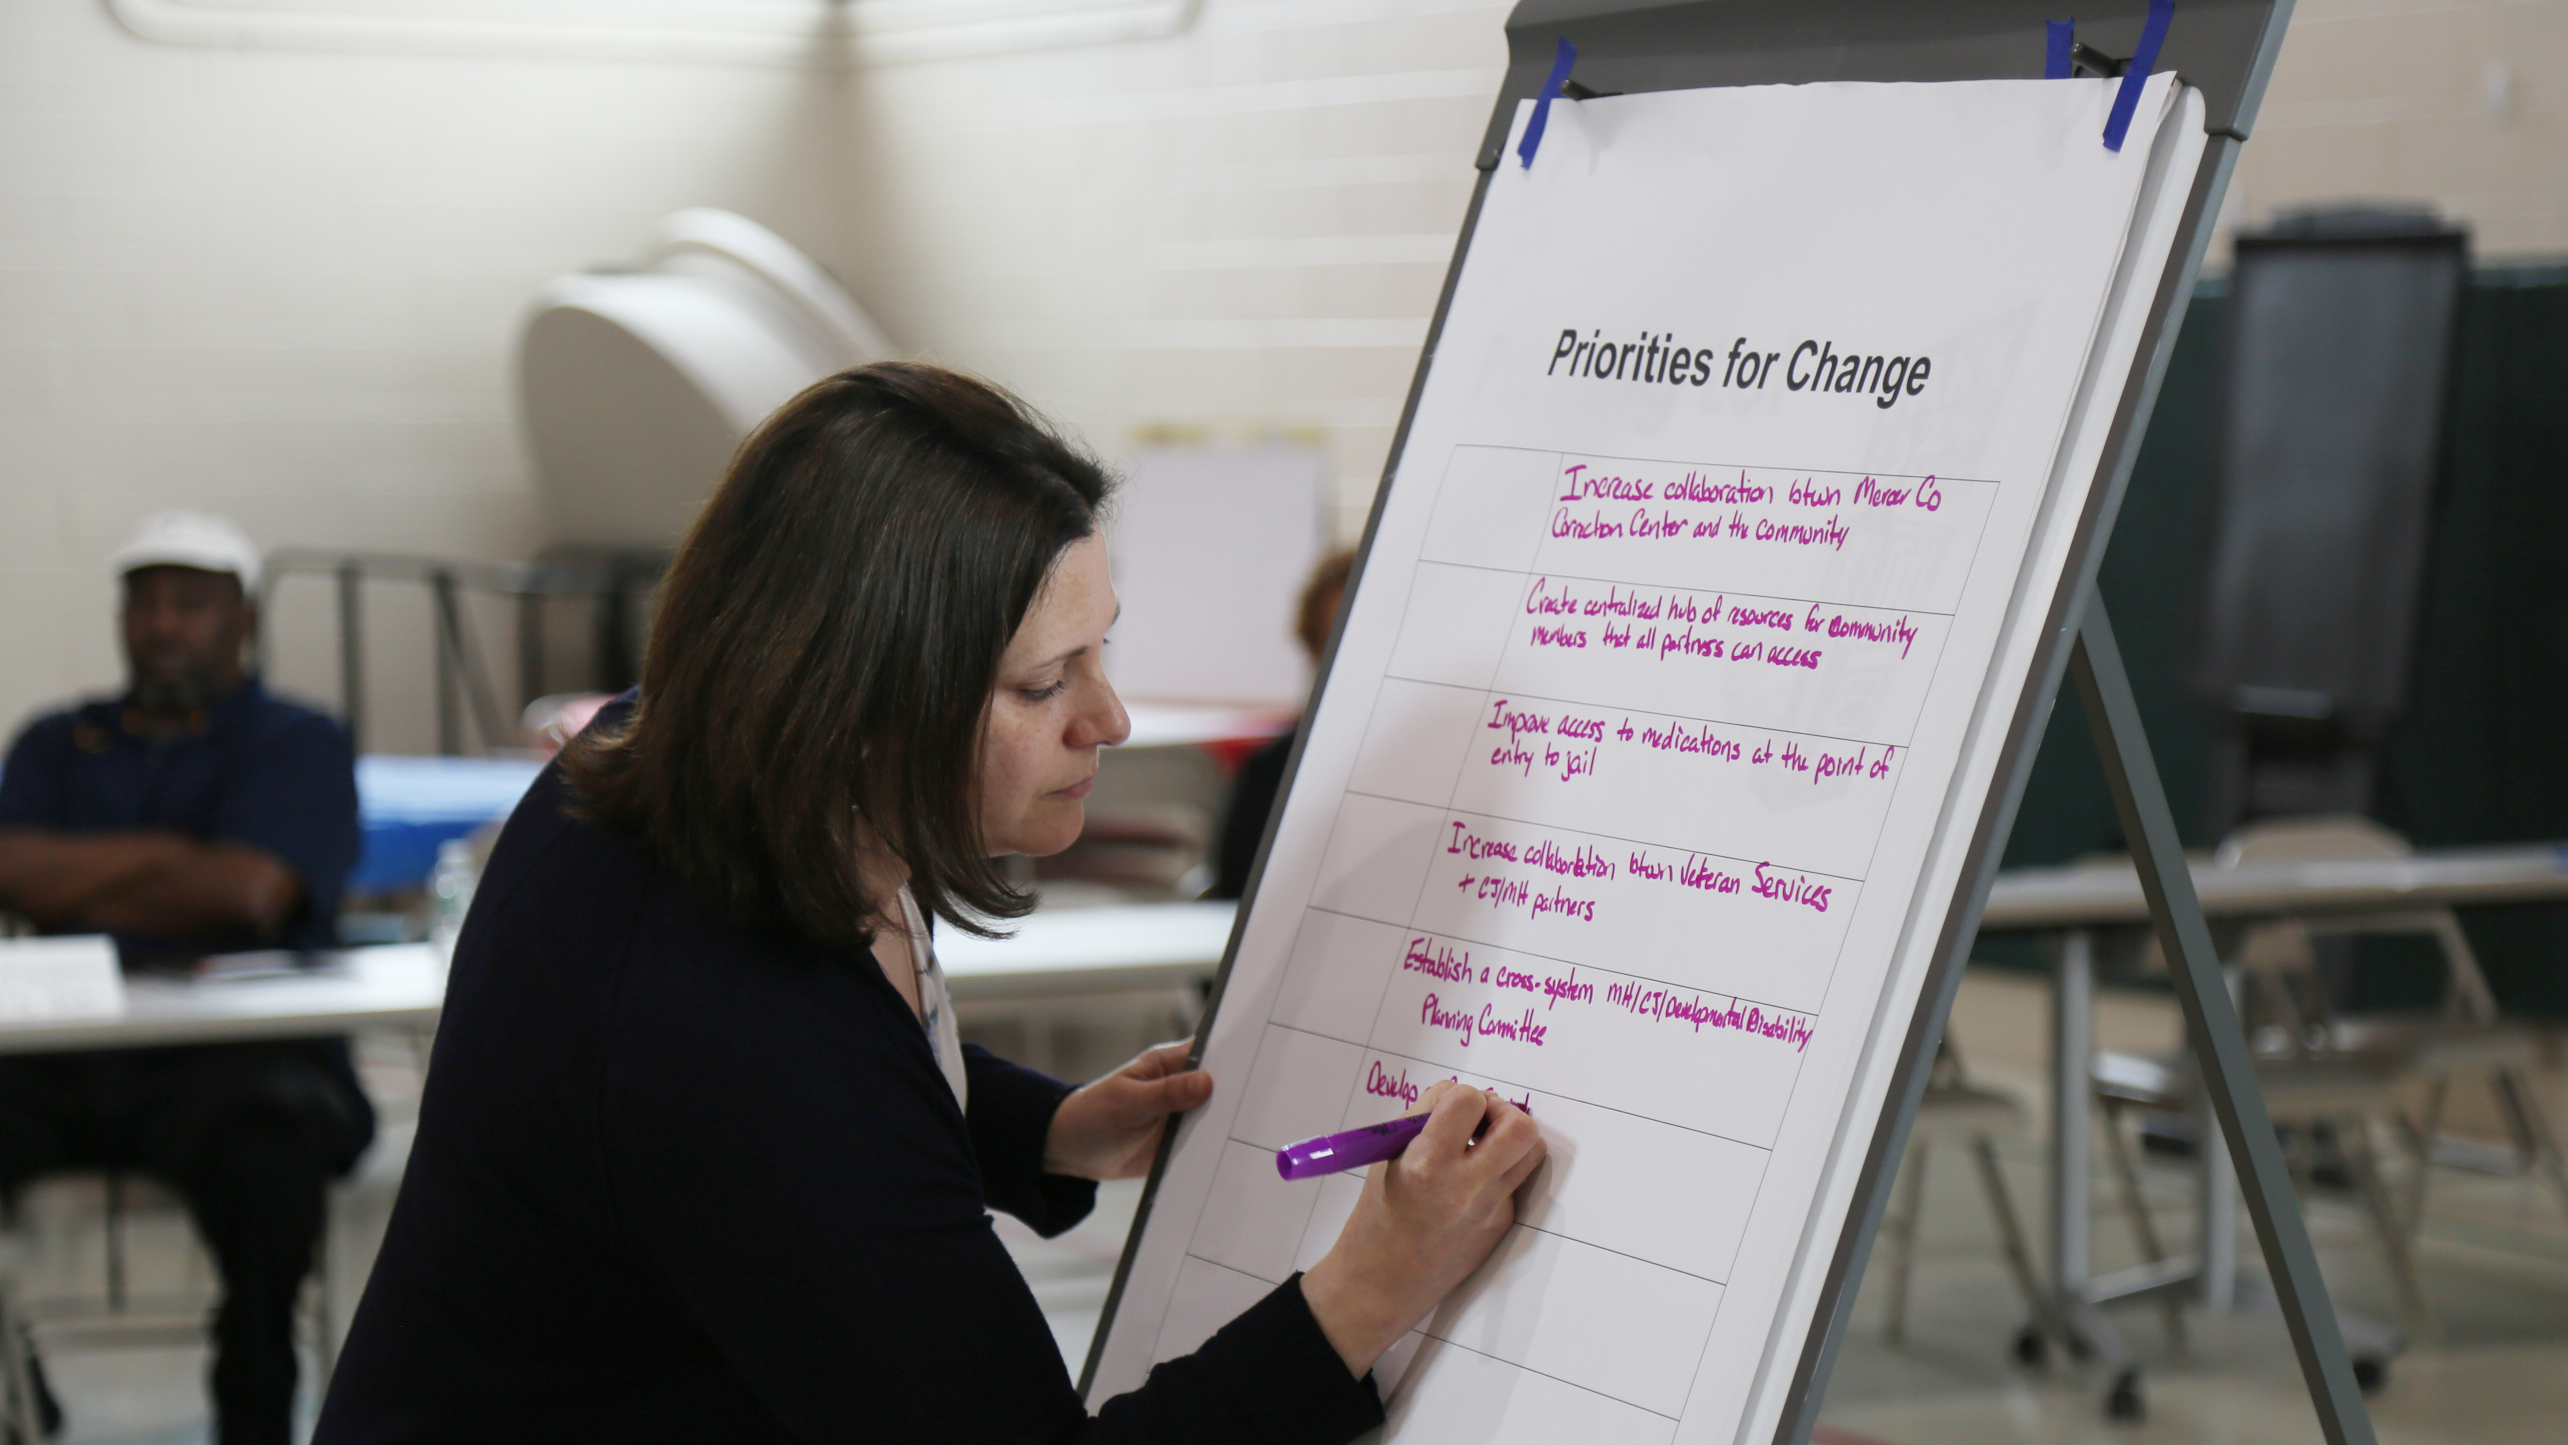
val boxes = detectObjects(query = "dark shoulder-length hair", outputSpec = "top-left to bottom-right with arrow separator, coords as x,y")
561,362 -> 1112,946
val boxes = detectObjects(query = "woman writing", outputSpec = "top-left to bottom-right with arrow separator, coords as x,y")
317,363 -> 1543,1442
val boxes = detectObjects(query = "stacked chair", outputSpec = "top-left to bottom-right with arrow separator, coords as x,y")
2092,816 -> 2568,1356
1876,1041 -> 2059,1352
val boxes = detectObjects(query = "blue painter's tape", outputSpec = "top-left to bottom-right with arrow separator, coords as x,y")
2102,0 -> 2174,151
1517,36 -> 1579,170
2046,19 -> 2075,80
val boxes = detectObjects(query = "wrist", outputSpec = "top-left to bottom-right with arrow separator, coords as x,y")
1040,1087 -> 1088,1179
1299,1250 -> 1404,1379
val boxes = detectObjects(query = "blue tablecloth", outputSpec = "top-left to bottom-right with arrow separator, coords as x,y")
352,755 -> 545,894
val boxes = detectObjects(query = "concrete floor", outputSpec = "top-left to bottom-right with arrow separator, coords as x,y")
1813,1137 -> 2568,1445
1811,969 -> 2568,1445
19,969 -> 2568,1443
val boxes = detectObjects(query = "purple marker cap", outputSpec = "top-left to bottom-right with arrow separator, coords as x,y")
1275,1114 -> 1430,1181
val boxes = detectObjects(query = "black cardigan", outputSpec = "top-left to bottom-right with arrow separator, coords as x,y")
315,758 -> 1382,1443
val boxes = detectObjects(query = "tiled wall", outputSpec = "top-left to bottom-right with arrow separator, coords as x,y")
2239,0 -> 2568,259
832,0 -> 1511,548
837,0 -> 2568,530
1,0 -> 2560,752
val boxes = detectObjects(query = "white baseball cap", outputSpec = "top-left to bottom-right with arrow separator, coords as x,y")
110,511 -> 263,594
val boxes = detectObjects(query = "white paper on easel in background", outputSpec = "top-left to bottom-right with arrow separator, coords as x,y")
0,936 -> 126,1022
1108,444 -> 1330,706
1087,74 -> 2194,1445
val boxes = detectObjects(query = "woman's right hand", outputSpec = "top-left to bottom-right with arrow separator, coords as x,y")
1297,1081 -> 1547,1378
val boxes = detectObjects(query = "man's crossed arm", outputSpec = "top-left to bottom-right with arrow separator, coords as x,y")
0,830 -> 300,939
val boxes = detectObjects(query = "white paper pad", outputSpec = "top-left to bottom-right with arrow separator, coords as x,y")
1092,73 -> 2203,1445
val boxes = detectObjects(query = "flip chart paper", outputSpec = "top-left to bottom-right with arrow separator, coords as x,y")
1091,74 -> 2198,1444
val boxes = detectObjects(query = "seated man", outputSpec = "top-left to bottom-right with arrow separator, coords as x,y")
0,512 -> 373,1445
1209,547 -> 1354,900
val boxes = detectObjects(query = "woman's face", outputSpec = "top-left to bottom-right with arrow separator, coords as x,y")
978,534 -> 1130,858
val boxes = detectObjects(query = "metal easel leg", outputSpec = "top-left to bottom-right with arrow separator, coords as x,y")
2399,1077 -> 2448,1237
1881,1147 -> 1925,1346
0,1310 -> 38,1445
2191,959 -> 2242,1317
1970,1136 -> 2063,1352
2071,602 -> 2379,1445
2342,1118 -> 2436,1341
2047,929 -> 2093,1342
2099,1099 -> 2187,1351
0,1220 -> 40,1445
2041,925 -> 2142,1408
2492,1068 -> 2568,1225
2197,1077 -> 2240,1313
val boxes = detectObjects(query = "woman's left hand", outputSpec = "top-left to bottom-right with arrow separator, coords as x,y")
1043,1041 -> 1214,1181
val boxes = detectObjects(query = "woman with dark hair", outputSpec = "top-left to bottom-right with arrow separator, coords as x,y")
315,363 -> 1542,1443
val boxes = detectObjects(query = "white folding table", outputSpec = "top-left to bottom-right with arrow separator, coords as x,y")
0,900 -> 1241,1055
0,945 -> 448,1057
1979,842 -> 2568,1342
937,901 -> 1234,1001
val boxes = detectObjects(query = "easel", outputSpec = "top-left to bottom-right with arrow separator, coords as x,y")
1452,4 -> 2372,1443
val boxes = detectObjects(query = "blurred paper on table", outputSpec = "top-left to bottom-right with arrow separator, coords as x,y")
0,936 -> 127,1022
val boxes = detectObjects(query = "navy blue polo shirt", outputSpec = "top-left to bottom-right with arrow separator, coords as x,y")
0,677 -> 358,958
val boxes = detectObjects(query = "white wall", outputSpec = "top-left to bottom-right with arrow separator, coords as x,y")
3,0 -> 2564,751
834,0 -> 1509,546
0,0 -> 851,750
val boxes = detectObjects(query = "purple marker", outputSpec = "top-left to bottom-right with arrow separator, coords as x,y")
1275,1115 -> 1430,1181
